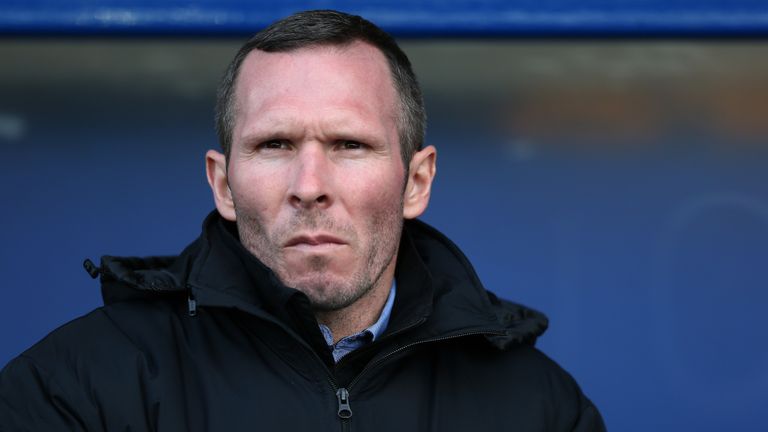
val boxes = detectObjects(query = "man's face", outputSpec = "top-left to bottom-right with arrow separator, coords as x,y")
216,42 -> 408,311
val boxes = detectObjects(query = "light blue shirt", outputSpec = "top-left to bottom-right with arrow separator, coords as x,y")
318,283 -> 396,362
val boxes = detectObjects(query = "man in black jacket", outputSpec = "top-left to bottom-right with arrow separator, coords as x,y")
0,10 -> 605,431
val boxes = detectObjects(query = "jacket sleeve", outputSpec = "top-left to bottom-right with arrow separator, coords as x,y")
0,355 -> 99,432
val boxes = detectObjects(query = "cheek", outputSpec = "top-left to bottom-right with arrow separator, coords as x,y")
229,167 -> 285,217
346,172 -> 405,218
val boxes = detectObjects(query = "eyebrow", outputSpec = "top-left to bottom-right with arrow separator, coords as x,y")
237,113 -> 389,147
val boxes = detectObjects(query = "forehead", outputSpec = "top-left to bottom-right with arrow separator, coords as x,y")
232,42 -> 399,136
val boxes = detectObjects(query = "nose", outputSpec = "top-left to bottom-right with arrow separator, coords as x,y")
288,144 -> 332,209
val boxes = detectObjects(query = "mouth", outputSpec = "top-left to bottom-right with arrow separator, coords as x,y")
284,234 -> 347,250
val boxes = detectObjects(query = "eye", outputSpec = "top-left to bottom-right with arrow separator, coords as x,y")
259,139 -> 289,150
338,140 -> 364,150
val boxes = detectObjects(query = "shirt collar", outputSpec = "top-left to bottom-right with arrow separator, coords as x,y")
365,281 -> 396,341
317,281 -> 397,362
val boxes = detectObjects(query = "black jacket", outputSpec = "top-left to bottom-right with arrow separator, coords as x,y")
0,212 -> 605,431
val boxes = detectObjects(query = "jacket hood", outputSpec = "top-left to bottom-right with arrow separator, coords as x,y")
401,218 -> 548,347
94,211 -> 548,349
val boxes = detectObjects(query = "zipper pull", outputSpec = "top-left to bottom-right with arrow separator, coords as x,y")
336,388 -> 353,419
82,259 -> 100,279
187,284 -> 197,317
187,295 -> 197,317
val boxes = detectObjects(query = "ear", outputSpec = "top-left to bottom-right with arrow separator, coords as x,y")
403,145 -> 437,219
206,150 -> 236,221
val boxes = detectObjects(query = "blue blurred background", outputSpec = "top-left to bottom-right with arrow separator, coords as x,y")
1,1 -> 767,430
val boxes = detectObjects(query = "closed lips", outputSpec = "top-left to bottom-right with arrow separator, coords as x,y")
284,234 -> 346,247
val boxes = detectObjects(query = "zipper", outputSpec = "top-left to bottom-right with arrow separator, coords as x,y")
349,329 -> 505,392
336,387 -> 352,431
328,318 -> 429,431
336,387 -> 353,417
188,283 -> 503,430
332,328 -> 506,429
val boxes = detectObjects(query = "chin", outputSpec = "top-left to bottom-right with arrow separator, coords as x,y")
287,273 -> 371,312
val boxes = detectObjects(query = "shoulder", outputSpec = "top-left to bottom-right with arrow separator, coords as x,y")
426,338 -> 605,430
8,298 -> 186,379
438,337 -> 582,392
0,299 -> 186,429
489,344 -> 605,430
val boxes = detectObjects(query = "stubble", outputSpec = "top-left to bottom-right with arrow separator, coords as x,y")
235,200 -> 403,312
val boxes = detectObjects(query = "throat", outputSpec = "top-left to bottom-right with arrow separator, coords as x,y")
315,279 -> 395,344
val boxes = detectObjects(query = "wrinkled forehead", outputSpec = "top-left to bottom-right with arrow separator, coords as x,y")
234,41 -> 399,115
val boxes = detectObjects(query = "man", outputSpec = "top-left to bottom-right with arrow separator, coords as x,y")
0,10 -> 605,431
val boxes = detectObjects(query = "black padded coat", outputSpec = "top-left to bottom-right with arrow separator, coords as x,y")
0,212 -> 605,431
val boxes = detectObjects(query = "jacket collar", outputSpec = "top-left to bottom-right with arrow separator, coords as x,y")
98,210 -> 548,349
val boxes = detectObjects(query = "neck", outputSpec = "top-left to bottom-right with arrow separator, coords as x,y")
315,259 -> 396,344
